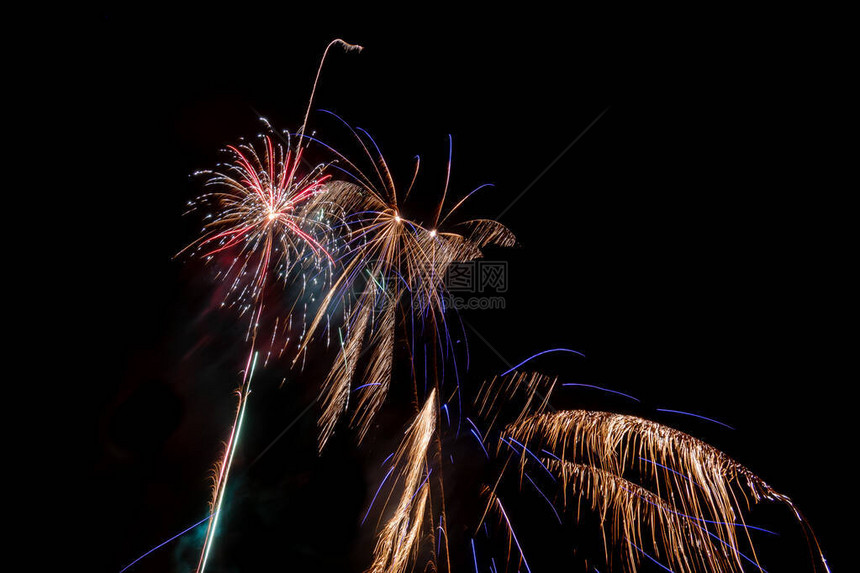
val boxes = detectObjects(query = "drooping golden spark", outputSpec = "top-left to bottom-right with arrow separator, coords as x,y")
503,409 -> 831,573
350,293 -> 397,443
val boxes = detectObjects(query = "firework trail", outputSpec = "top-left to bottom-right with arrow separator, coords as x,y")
196,351 -> 257,573
182,39 -> 363,573
184,126 -> 337,573
182,126 -> 343,571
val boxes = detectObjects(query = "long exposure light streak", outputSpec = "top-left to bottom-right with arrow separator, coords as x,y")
196,351 -> 257,573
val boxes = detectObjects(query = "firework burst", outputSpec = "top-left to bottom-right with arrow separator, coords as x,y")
296,115 -> 516,452
180,128 -> 337,327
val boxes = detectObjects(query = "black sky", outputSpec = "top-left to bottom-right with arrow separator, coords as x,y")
71,6 -> 850,572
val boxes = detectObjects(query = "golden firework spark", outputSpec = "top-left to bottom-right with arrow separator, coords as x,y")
299,124 -> 515,451
367,389 -> 438,573
502,406 -> 831,573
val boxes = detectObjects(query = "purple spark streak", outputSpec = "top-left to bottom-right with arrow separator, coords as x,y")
620,483 -> 778,534
562,383 -> 640,402
436,515 -> 444,555
469,429 -> 491,459
119,513 -> 214,573
639,456 -> 703,489
625,537 -> 675,572
507,436 -> 556,481
494,497 -> 532,573
656,408 -> 735,430
524,472 -> 563,524
501,348 -> 585,376
353,382 -> 382,391
362,465 -> 396,525
407,469 -> 433,505
540,448 -> 563,462
441,403 -> 451,426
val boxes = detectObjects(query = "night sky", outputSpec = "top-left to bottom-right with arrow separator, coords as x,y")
76,7 -> 848,572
